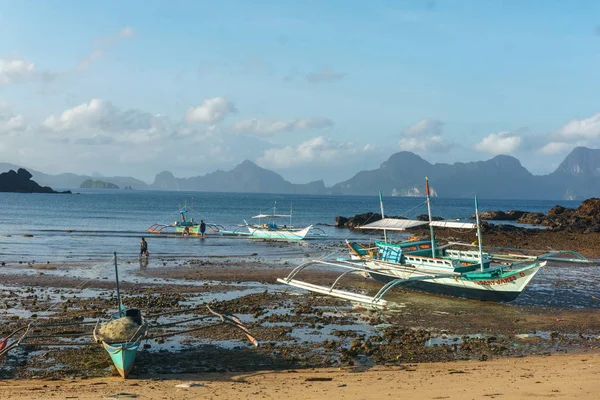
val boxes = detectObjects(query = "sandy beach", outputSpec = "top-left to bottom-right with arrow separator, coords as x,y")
1,229 -> 600,398
1,353 -> 599,399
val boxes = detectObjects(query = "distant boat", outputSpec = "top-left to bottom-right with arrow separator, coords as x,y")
147,200 -> 227,236
244,202 -> 325,241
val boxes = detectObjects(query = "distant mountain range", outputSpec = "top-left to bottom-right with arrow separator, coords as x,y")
2,146 -> 600,199
0,163 -> 150,191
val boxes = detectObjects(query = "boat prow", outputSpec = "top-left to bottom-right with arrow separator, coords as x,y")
247,224 -> 313,240
101,340 -> 142,378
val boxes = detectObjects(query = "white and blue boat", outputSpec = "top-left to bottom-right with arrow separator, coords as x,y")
277,180 -> 586,306
244,202 -> 324,240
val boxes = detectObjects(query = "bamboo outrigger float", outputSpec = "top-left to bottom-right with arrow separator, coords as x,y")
278,179 -> 592,307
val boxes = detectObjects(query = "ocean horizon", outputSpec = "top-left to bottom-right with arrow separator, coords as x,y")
0,190 -> 582,263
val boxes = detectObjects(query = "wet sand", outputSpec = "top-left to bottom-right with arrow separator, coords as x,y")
1,230 -> 600,397
1,353 -> 599,399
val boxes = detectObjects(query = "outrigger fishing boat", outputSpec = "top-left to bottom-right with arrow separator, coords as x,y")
147,200 -> 227,236
244,202 -> 326,240
278,180 -> 591,307
92,252 -> 148,378
1,253 -> 258,378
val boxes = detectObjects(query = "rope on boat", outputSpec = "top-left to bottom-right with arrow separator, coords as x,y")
149,315 -> 214,328
543,265 -> 599,302
39,256 -> 116,316
144,304 -> 217,319
146,323 -> 224,339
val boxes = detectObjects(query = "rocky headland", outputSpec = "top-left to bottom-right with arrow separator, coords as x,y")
475,198 -> 600,233
334,198 -> 600,258
0,168 -> 71,194
335,198 -> 600,234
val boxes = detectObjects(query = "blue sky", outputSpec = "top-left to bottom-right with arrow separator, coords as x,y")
1,0 -> 600,184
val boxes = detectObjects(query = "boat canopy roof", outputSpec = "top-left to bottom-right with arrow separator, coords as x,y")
252,213 -> 292,219
359,218 -> 477,231
358,218 -> 427,231
430,221 -> 477,229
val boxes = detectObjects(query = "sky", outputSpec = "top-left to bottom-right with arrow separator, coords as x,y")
1,0 -> 600,185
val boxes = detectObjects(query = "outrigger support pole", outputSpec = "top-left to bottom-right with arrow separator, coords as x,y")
425,177 -> 436,258
372,273 -> 457,304
379,190 -> 388,243
474,195 -> 485,271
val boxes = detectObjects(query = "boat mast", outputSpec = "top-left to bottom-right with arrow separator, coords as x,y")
474,195 -> 484,271
379,190 -> 387,243
290,203 -> 293,228
113,252 -> 123,317
425,177 -> 436,258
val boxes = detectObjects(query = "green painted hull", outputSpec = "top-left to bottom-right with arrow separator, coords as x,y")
102,340 -> 141,378
174,225 -> 201,235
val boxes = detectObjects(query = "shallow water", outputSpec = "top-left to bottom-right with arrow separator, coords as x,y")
0,190 -> 581,262
0,191 -> 598,308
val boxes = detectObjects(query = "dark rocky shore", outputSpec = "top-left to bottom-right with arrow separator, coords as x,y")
335,198 -> 600,234
0,168 -> 71,194
334,199 -> 600,258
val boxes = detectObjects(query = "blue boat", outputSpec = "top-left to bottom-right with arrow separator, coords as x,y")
94,253 -> 148,378
99,333 -> 143,378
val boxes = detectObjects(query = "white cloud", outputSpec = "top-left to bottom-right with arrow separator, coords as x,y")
257,137 -> 368,169
78,26 -> 137,71
77,50 -> 104,72
401,119 -> 444,136
0,58 -> 35,85
398,136 -> 451,152
474,132 -> 522,154
539,142 -> 572,155
43,99 -> 172,144
397,119 -> 450,152
232,117 -> 333,136
555,112 -> 600,140
0,103 -> 27,135
185,97 -> 237,124
43,99 -> 113,132
306,67 -> 345,83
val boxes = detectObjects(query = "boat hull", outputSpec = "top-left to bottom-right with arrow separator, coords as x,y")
366,260 -> 543,302
102,340 -> 141,378
247,225 -> 312,240
174,225 -> 201,235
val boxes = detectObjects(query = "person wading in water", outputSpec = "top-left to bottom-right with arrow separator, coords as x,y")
140,237 -> 149,259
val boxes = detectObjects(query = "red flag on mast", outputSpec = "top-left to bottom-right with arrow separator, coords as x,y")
425,177 -> 430,197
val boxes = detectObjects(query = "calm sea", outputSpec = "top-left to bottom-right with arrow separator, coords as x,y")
0,190 -> 581,263
1,190 -> 597,308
